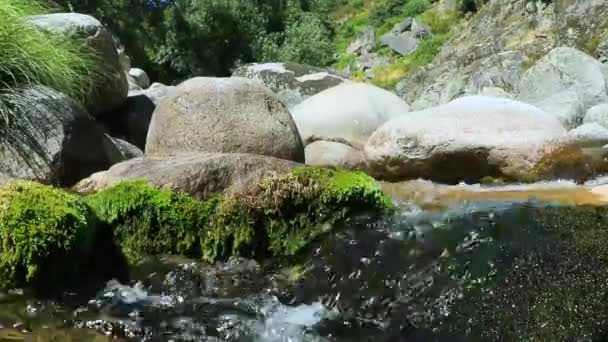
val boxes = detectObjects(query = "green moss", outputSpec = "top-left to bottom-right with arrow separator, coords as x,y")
85,180 -> 219,263
335,12 -> 370,54
336,53 -> 356,70
0,181 -> 94,290
86,168 -> 391,263
203,166 -> 392,261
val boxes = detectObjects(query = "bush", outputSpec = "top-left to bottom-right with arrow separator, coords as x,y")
0,181 -> 94,290
0,0 -> 101,124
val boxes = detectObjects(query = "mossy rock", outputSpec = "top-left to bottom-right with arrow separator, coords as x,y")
85,180 -> 219,263
0,181 -> 94,290
86,167 -> 392,263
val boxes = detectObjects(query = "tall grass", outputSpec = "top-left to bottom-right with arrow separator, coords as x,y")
0,0 -> 103,125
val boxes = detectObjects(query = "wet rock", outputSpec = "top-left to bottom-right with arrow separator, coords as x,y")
27,13 -> 128,117
305,140 -> 365,170
73,153 -> 298,198
232,62 -> 347,108
517,47 -> 608,128
0,86 -> 130,186
291,83 -> 409,147
365,96 -> 587,183
146,77 -> 304,162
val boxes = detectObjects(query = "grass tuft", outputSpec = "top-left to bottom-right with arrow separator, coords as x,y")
0,0 -> 105,125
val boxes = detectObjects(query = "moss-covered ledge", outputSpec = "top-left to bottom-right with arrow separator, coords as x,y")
86,166 -> 393,263
0,181 -> 95,290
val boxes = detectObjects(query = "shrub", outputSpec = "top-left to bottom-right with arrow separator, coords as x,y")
0,181 -> 94,290
0,0 -> 102,124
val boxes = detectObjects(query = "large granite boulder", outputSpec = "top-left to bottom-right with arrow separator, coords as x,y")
146,77 -> 304,161
517,47 -> 608,128
232,62 -> 347,108
291,83 -> 410,148
27,13 -> 128,116
365,96 -> 588,183
305,140 -> 365,170
74,153 -> 299,199
0,86 -> 129,186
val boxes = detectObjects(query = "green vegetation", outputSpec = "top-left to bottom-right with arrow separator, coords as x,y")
0,167 -> 391,290
0,181 -> 94,290
85,180 -> 219,263
86,167 -> 391,263
0,0 -> 103,125
370,8 -> 460,89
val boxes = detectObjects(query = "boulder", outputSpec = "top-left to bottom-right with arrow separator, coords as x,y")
380,18 -> 431,56
517,47 -> 608,128
568,123 -> 608,148
74,153 -> 299,198
146,77 -> 304,162
0,86 -> 129,186
305,141 -> 365,170
346,26 -> 376,55
291,83 -> 410,147
27,13 -> 128,117
583,103 -> 608,128
232,62 -> 347,108
365,96 -> 587,183
106,135 -> 144,159
128,68 -> 151,89
101,84 -> 175,150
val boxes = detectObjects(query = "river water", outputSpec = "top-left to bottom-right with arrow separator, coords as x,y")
3,179 -> 608,341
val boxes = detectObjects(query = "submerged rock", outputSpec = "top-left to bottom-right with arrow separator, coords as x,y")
365,96 -> 588,183
291,83 -> 409,147
146,77 -> 304,162
232,62 -> 347,108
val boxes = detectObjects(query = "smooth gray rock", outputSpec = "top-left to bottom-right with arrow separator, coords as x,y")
517,47 -> 608,128
568,123 -> 608,148
27,13 -> 128,117
0,86 -> 128,186
381,18 -> 431,56
584,103 -> 608,128
106,135 -> 144,159
146,77 -> 304,162
305,141 -> 365,170
128,68 -> 151,89
232,62 -> 347,108
365,96 -> 584,183
291,83 -> 410,147
74,153 -> 299,199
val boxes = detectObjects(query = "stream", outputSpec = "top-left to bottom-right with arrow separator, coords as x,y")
3,179 -> 608,341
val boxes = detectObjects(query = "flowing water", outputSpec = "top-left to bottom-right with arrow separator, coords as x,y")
4,179 -> 608,341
